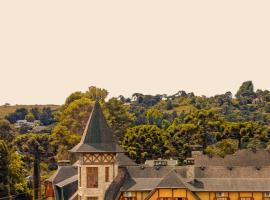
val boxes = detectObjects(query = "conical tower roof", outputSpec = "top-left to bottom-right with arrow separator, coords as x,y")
70,101 -> 124,153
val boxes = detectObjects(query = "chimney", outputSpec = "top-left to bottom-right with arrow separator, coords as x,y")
190,145 -> 203,158
185,158 -> 195,179
57,160 -> 71,168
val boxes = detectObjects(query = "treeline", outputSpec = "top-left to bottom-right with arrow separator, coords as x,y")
1,82 -> 270,199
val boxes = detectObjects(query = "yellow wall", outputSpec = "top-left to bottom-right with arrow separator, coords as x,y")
120,190 -> 266,200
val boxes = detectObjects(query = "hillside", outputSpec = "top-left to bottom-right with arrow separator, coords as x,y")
0,104 -> 60,119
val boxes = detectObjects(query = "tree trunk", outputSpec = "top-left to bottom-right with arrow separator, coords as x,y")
33,155 -> 40,200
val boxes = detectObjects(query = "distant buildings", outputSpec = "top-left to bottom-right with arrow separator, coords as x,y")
45,101 -> 270,200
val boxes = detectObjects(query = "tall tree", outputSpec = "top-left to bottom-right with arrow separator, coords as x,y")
235,81 -> 255,104
15,134 -> 55,200
0,119 -> 14,143
0,140 -> 11,199
104,98 -> 135,139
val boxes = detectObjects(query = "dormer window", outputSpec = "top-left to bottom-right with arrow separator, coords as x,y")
215,192 -> 229,200
123,192 -> 136,200
216,192 -> 225,197
264,192 -> 270,200
265,192 -> 270,197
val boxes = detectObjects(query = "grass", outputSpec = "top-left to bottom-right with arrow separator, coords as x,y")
0,104 -> 60,119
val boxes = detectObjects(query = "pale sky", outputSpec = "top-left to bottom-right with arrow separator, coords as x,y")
0,1 -> 270,105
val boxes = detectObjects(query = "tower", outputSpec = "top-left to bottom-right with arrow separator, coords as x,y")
70,101 -> 124,200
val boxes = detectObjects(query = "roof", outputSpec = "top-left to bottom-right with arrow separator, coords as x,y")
185,178 -> 270,191
55,175 -> 78,188
46,165 -> 77,185
157,170 -> 186,188
195,149 -> 270,167
120,166 -> 179,191
118,153 -> 137,166
120,150 -> 270,193
69,101 -> 124,153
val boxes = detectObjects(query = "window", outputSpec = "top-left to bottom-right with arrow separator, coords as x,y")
216,193 -> 225,197
86,167 -> 98,188
105,167 -> 109,182
87,197 -> 98,200
264,193 -> 270,200
123,192 -> 136,200
265,193 -> 270,197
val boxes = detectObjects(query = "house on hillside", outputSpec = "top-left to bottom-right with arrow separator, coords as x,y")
45,101 -> 270,200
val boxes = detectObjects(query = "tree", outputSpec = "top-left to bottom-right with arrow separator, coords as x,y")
235,81 -> 255,104
121,125 -> 167,163
104,98 -> 135,139
15,134 -> 55,200
51,97 -> 94,158
146,108 -> 163,128
86,86 -> 108,101
0,140 -> 11,199
6,108 -> 28,123
25,113 -> 35,122
165,123 -> 198,161
64,91 -> 84,105
0,120 -> 14,143
205,139 -> 238,157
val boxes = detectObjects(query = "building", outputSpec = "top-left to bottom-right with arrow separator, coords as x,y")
46,101 -> 270,200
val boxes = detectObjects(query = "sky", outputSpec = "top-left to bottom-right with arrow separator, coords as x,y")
0,1 -> 270,105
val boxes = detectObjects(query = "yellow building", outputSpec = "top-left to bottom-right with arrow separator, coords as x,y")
46,101 -> 270,200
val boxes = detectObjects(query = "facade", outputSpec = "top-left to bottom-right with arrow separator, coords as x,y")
46,101 -> 270,200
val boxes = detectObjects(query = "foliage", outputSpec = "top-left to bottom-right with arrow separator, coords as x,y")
205,139 -> 238,157
0,140 -> 11,198
15,133 -> 55,200
104,98 -> 135,139
0,119 -> 14,143
121,125 -> 168,163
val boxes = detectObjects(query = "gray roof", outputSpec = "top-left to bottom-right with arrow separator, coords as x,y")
120,166 -> 178,191
120,150 -> 270,192
185,178 -> 270,191
69,101 -> 124,153
195,149 -> 270,167
56,175 -> 78,188
118,153 -> 137,166
157,170 -> 186,188
47,166 -> 77,185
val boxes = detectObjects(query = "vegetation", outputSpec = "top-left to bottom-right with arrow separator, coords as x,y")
1,81 -> 270,199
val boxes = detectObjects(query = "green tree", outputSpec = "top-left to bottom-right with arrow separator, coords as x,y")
0,120 -> 14,143
0,140 -> 11,199
86,86 -> 108,101
15,134 -> 55,200
205,139 -> 238,157
25,113 -> 35,122
146,108 -> 163,128
104,98 -> 135,139
121,125 -> 167,163
235,81 -> 255,104
166,123 -> 198,161
51,97 -> 94,158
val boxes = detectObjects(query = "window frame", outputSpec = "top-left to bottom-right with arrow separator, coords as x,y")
86,167 -> 99,188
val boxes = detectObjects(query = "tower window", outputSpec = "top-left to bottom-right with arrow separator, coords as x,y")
86,167 -> 98,188
105,167 -> 109,182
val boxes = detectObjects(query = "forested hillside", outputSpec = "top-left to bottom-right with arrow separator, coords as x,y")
1,81 -> 270,199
